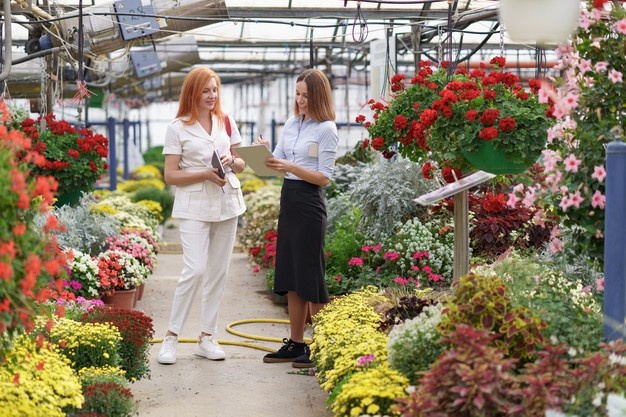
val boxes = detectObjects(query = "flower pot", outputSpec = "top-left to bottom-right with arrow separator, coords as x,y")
102,288 -> 137,310
136,282 -> 145,301
499,0 -> 579,44
462,141 -> 530,175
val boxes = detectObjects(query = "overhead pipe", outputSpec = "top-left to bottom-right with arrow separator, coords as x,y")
56,0 -> 228,57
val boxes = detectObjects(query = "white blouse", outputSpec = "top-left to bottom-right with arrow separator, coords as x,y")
162,114 -> 246,222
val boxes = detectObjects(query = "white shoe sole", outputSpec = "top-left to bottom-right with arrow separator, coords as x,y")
194,345 -> 226,361
157,356 -> 176,365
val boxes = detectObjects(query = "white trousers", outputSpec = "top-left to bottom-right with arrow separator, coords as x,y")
166,217 -> 238,336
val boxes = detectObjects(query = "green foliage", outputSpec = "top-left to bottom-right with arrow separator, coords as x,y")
335,140 -> 378,166
325,162 -> 372,199
439,272 -> 546,361
487,256 -> 604,353
387,303 -> 444,383
131,187 -> 174,223
324,208 -> 365,277
345,159 -> 442,241
142,146 -> 165,174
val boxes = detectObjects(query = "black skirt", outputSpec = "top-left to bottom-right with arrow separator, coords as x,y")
273,179 -> 330,304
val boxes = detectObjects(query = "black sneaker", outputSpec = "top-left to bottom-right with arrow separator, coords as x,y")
292,351 -> 314,369
263,338 -> 308,363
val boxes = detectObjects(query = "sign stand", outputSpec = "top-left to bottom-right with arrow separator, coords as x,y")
414,171 -> 496,281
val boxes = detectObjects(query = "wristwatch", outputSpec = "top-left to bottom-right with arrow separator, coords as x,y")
228,156 -> 236,167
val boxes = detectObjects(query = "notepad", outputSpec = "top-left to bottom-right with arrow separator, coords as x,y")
234,145 -> 284,177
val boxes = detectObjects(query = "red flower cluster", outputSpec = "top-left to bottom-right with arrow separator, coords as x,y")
357,56 -> 555,180
16,113 -> 109,195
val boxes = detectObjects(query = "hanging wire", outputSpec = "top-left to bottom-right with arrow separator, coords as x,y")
351,1 -> 368,43
309,27 -> 314,68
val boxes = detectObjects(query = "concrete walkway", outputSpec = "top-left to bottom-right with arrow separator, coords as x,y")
131,220 -> 332,417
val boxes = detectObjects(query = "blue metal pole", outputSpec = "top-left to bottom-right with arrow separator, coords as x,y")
107,117 -> 117,191
123,118 -> 130,180
604,136 -> 626,341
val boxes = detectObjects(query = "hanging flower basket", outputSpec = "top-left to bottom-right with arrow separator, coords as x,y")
462,141 -> 537,175
499,0 -> 580,44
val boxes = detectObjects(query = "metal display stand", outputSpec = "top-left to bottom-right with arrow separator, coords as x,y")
414,171 -> 496,281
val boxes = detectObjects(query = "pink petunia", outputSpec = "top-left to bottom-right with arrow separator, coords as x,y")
609,69 -> 623,84
591,165 -> 606,183
559,196 -> 571,212
596,277 -> 604,292
563,154 -> 582,172
615,18 -> 626,35
591,190 -> 606,209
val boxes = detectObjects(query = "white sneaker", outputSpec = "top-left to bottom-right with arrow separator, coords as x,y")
157,335 -> 178,364
195,335 -> 226,361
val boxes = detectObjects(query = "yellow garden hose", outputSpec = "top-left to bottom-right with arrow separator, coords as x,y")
150,318 -> 312,352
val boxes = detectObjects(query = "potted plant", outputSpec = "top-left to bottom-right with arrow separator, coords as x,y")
357,57 -> 557,177
15,113 -> 109,205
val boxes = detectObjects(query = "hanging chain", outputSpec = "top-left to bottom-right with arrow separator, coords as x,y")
499,24 -> 505,57
39,59 -> 47,116
437,25 -> 444,67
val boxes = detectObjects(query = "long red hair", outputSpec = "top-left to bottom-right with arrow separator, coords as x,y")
176,66 -> 225,129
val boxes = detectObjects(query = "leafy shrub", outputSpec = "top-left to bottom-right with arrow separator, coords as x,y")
438,272 -> 546,362
43,193 -> 120,256
324,207 -> 365,278
487,256 -> 604,353
131,186 -> 174,223
142,146 -> 165,174
77,382 -> 136,417
387,303 -> 444,383
345,159 -> 441,241
80,305 -> 154,381
325,161 -> 372,199
397,325 -> 521,416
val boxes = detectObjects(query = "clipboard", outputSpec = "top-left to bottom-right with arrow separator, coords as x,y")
234,145 -> 284,177
212,150 -> 225,179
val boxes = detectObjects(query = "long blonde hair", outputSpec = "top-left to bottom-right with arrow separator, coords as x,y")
176,66 -> 225,128
293,68 -> 336,122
